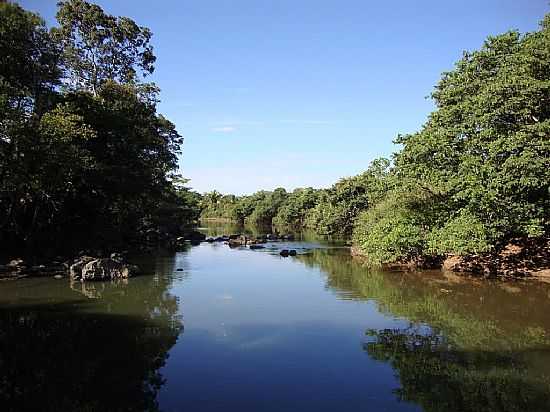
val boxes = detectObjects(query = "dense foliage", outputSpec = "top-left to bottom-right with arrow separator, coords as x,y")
203,15 -> 550,264
353,15 -> 550,263
200,158 -> 391,235
0,1 -> 200,257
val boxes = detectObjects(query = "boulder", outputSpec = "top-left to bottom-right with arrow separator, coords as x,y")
288,250 -> 297,256
69,256 -> 95,279
70,257 -> 139,281
280,249 -> 289,257
249,244 -> 265,250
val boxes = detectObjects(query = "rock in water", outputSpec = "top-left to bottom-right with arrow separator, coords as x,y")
70,257 -> 139,281
280,250 -> 290,257
69,256 -> 95,279
185,231 -> 206,242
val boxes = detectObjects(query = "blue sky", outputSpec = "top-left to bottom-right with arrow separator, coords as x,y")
22,0 -> 549,194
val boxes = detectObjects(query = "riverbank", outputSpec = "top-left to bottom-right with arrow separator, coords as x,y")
4,232 -> 549,283
352,236 -> 550,281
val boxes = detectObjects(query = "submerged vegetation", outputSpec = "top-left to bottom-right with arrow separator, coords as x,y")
203,15 -> 550,270
0,0 -> 201,258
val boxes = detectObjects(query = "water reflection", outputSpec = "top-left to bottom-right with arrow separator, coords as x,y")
0,258 -> 183,412
300,248 -> 550,412
197,220 -> 343,244
3,235 -> 550,411
364,327 -> 550,412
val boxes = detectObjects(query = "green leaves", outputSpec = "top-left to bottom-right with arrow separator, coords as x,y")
427,211 -> 492,256
377,13 -> 550,262
39,104 -> 96,142
54,0 -> 156,93
0,1 -> 197,255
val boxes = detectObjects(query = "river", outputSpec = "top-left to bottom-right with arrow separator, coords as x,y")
1,223 -> 550,411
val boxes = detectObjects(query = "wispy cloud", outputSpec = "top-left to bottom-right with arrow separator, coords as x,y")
212,120 -> 264,126
280,120 -> 334,125
211,126 -> 236,133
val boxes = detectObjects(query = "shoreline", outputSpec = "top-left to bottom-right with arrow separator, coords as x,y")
352,236 -> 550,282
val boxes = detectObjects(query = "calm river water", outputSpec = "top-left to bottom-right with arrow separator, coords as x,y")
2,223 -> 550,411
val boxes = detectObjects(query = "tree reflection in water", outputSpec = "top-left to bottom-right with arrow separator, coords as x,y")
364,327 -> 550,412
299,248 -> 550,412
0,257 -> 183,412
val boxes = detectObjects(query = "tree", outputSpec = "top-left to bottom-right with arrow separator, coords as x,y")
354,14 -> 550,263
0,2 -> 62,252
0,1 -> 198,257
54,0 -> 155,94
395,18 -> 550,244
306,158 -> 392,235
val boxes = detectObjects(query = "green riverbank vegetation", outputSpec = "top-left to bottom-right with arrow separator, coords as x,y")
202,14 -> 550,271
0,1 -> 201,257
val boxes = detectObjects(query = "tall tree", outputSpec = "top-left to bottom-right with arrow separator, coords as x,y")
54,0 -> 155,94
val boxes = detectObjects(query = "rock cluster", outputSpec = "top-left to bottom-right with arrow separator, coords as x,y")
0,259 -> 66,279
69,254 -> 140,281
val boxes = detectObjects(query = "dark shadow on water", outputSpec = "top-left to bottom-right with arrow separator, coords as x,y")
0,291 -> 182,411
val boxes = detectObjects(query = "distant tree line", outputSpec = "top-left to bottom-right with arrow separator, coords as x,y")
0,1 -> 201,257
200,157 -> 390,236
202,14 -> 550,264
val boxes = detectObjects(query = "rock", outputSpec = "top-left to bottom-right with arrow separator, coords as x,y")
280,249 -> 289,257
228,234 -> 241,240
288,250 -> 297,256
69,256 -> 95,279
249,244 -> 265,250
70,257 -> 139,281
8,259 -> 25,268
185,231 -> 206,242
206,237 -> 215,243
248,238 -> 266,245
0,259 -> 27,278
282,234 -> 295,241
228,235 -> 248,247
110,252 -> 124,263
176,268 -> 184,271
53,274 -> 63,280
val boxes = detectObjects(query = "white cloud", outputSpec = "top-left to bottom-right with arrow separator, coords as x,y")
279,120 -> 333,125
212,120 -> 264,126
211,126 -> 236,133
